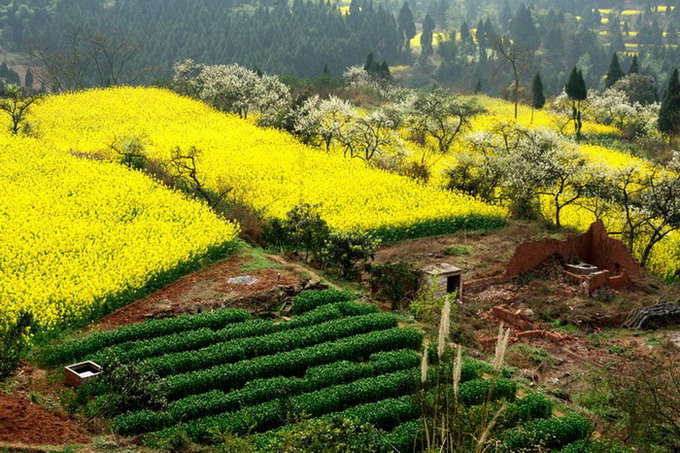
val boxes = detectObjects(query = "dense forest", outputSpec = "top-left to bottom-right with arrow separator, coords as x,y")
1,0 -> 680,94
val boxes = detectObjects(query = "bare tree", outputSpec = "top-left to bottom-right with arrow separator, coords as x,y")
496,37 -> 531,120
0,84 -> 42,134
165,146 -> 232,209
27,24 -> 154,91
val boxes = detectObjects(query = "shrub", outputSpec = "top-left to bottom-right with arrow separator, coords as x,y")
366,261 -> 423,310
263,203 -> 330,261
320,230 -> 380,280
0,312 -> 34,380
559,439 -> 633,453
261,417 -> 381,453
98,358 -> 168,417
381,419 -> 422,452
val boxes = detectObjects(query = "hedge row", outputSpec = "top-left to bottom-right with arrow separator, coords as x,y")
162,327 -> 424,399
328,395 -> 420,431
367,214 -> 508,243
144,313 -> 398,377
93,301 -> 379,365
559,439 -> 632,453
112,350 -> 420,436
40,308 -> 251,366
292,289 -> 357,315
503,414 -> 592,451
458,378 -> 518,406
182,369 -> 419,441
379,419 -> 422,452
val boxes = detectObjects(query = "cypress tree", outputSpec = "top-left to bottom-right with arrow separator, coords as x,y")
24,68 -> 33,89
658,68 -> 680,145
420,14 -> 435,57
397,1 -> 416,52
605,52 -> 624,88
532,72 -> 545,109
565,67 -> 587,139
629,55 -> 640,74
531,72 -> 545,124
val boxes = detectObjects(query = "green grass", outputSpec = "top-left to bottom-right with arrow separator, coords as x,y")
443,244 -> 474,257
240,247 -> 284,272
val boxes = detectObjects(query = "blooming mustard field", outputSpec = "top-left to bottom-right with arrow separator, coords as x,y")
0,136 -> 239,332
31,87 -> 508,241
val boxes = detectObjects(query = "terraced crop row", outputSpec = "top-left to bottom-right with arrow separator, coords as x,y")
113,349 -> 421,436
91,301 -> 373,364
41,308 -> 251,366
161,326 -> 424,399
143,312 -> 398,376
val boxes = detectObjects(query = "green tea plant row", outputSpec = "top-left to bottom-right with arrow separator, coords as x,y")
143,312 -> 399,377
161,327 -> 424,399
91,302 -> 378,365
40,308 -> 251,366
179,369 -> 420,441
291,289 -> 357,314
502,414 -> 592,451
113,350 -> 421,436
376,392 -> 555,452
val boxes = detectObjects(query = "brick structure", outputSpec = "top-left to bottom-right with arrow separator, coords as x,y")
504,220 -> 641,295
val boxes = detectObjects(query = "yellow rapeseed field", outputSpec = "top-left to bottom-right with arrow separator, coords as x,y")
31,87 -> 508,239
0,136 -> 238,331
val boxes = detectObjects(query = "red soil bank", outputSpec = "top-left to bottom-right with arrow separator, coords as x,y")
0,394 -> 90,445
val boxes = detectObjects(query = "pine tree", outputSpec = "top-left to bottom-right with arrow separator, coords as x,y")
460,21 -> 471,45
658,68 -> 680,145
605,53 -> 624,88
629,55 -> 640,74
364,51 -> 376,73
565,67 -> 587,140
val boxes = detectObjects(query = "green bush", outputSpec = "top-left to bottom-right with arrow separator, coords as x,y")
40,307 -> 250,366
144,313 -> 398,376
292,289 -> 357,314
366,261 -> 423,310
320,231 -> 380,280
458,378 -> 517,406
0,311 -> 34,380
162,327 -> 424,399
503,414 -> 592,451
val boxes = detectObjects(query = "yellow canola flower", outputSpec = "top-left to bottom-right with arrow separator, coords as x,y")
0,135 -> 238,330
31,87 -> 507,234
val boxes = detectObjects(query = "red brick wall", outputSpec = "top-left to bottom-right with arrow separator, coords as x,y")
504,220 -> 641,280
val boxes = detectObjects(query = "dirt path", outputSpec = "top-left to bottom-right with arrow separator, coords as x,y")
265,254 -> 342,290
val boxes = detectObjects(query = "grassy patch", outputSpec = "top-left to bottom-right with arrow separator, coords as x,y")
443,244 -> 474,257
240,248 -> 284,272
